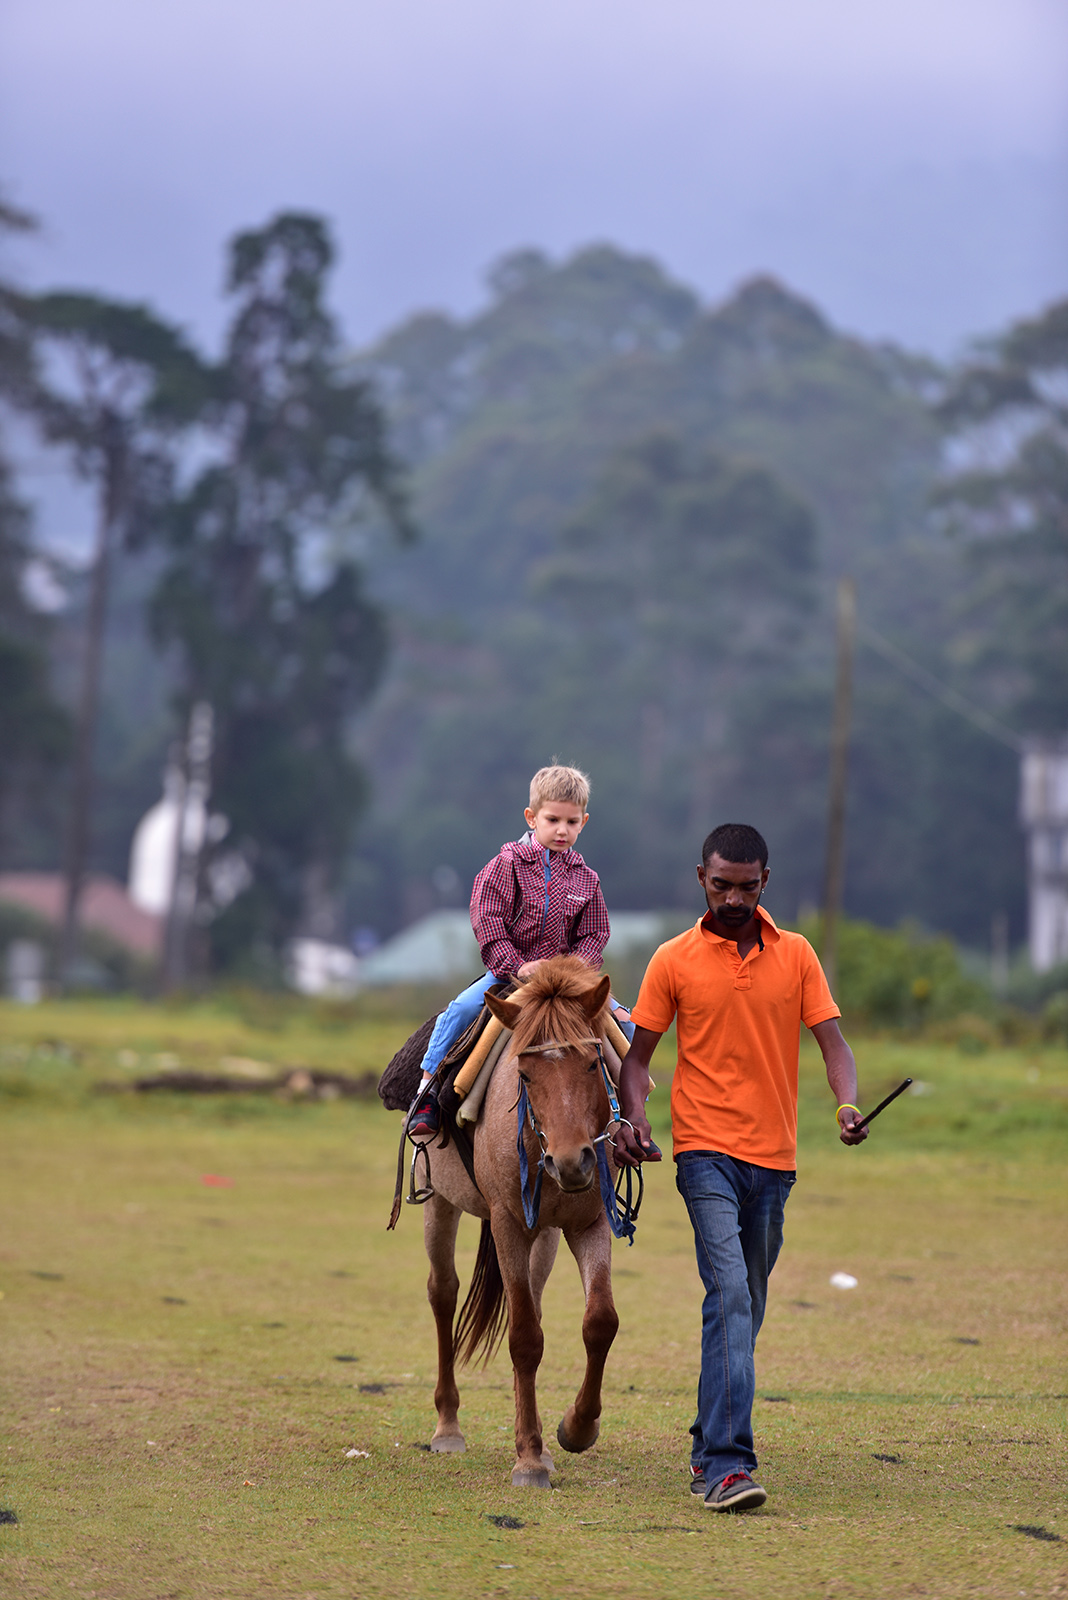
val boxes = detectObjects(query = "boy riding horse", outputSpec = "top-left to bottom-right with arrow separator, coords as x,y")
408,764 -> 632,1138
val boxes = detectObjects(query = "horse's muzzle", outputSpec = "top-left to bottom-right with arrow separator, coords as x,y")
543,1146 -> 597,1193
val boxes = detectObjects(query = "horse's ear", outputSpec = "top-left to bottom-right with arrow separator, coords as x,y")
484,990 -> 522,1031
582,973 -> 612,1020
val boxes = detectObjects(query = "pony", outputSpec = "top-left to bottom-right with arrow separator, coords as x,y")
417,955 -> 622,1488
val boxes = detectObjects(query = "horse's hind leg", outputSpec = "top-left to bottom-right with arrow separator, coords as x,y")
557,1215 -> 618,1454
424,1194 -> 466,1453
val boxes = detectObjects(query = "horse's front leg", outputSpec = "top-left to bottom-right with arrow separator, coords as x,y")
493,1209 -> 550,1488
529,1226 -> 560,1473
423,1194 -> 466,1453
557,1214 -> 618,1453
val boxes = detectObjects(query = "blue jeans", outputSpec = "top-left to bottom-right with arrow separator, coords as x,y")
675,1151 -> 795,1486
420,973 -> 496,1079
422,977 -> 635,1079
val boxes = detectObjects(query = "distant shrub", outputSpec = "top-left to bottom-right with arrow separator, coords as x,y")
1041,991 -> 1068,1045
797,915 -> 989,1030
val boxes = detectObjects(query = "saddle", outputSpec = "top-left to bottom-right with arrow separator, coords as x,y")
376,978 -> 518,1112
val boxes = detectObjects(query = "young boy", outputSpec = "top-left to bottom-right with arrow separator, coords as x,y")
408,764 -> 629,1137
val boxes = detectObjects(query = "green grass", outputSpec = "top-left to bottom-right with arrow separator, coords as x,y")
1,999 -> 1066,1598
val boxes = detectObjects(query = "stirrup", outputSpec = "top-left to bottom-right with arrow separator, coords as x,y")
406,1139 -> 434,1205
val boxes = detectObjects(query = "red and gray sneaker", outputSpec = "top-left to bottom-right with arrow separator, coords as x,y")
407,1085 -> 441,1139
689,1465 -> 706,1496
702,1471 -> 767,1512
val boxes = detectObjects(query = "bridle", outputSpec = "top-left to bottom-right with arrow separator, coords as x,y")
514,1035 -> 642,1243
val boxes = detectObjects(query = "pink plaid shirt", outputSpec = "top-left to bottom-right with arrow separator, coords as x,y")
470,831 -> 611,978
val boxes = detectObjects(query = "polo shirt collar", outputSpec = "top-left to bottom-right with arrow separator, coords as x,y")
699,904 -> 780,947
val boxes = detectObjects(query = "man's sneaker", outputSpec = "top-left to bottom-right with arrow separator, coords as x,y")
702,1471 -> 767,1512
407,1085 -> 441,1139
689,1465 -> 706,1496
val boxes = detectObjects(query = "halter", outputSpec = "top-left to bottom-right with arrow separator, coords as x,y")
515,1037 -> 642,1243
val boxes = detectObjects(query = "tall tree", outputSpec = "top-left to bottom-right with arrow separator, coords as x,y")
151,212 -> 411,975
935,299 -> 1068,732
0,456 -> 72,862
18,291 -> 206,977
0,198 -> 72,868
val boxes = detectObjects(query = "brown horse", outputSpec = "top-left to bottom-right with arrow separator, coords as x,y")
418,955 -> 621,1488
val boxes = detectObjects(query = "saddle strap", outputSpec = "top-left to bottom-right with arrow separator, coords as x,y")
387,1118 -> 409,1230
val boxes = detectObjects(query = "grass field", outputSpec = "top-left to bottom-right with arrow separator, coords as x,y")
1,997 -> 1066,1599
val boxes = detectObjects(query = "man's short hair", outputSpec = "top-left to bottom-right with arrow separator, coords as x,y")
529,764 -> 590,813
702,823 -> 769,869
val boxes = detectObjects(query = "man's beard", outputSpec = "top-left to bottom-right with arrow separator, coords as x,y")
711,904 -> 752,926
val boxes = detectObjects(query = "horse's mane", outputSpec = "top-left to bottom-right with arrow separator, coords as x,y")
509,955 -> 608,1055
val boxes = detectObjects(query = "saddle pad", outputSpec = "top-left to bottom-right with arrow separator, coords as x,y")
456,1026 -> 512,1125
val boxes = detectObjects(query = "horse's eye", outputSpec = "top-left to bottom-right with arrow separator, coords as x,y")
587,1061 -> 598,1072
518,1070 -> 530,1084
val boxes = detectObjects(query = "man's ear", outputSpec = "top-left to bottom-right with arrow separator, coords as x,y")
581,973 -> 612,1020
485,991 -> 522,1030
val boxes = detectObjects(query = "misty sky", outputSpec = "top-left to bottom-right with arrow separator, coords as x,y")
3,0 -> 1066,363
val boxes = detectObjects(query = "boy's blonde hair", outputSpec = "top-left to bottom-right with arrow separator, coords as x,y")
529,763 -> 590,813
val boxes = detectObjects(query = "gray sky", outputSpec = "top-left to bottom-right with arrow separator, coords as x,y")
3,0 -> 1066,361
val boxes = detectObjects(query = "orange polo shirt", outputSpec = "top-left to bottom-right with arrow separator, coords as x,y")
630,907 -> 840,1170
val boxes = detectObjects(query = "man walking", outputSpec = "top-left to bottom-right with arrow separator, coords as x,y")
615,823 -> 867,1512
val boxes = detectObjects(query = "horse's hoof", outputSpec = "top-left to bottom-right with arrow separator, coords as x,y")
557,1412 -> 600,1453
511,1466 -> 552,1489
540,1449 -> 554,1472
430,1434 -> 466,1454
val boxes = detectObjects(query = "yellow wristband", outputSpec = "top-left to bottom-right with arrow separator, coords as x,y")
836,1103 -> 861,1124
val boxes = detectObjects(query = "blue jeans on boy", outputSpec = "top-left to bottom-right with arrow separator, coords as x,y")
422,975 -> 635,1080
674,1151 -> 795,1487
420,973 -> 497,1080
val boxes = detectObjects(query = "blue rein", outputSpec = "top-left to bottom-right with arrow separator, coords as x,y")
515,1047 -> 639,1244
516,1081 -> 544,1230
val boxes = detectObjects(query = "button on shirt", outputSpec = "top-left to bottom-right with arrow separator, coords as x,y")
470,831 -> 611,978
630,906 -> 840,1169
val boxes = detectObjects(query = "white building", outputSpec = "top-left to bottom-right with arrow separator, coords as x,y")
1020,736 -> 1068,972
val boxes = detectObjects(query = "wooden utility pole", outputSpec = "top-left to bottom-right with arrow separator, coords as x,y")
821,576 -> 856,991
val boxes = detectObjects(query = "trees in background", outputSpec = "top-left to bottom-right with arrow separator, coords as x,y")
936,299 -> 1068,732
0,199 -> 71,870
351,250 -> 1023,944
150,214 -> 411,976
0,207 -> 409,982
16,291 -> 205,978
4,220 -> 1063,971
0,454 -> 71,863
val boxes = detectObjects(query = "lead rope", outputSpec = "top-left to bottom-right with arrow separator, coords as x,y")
592,1043 -> 641,1244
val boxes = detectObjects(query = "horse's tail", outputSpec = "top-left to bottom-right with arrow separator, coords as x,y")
453,1220 -> 508,1368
